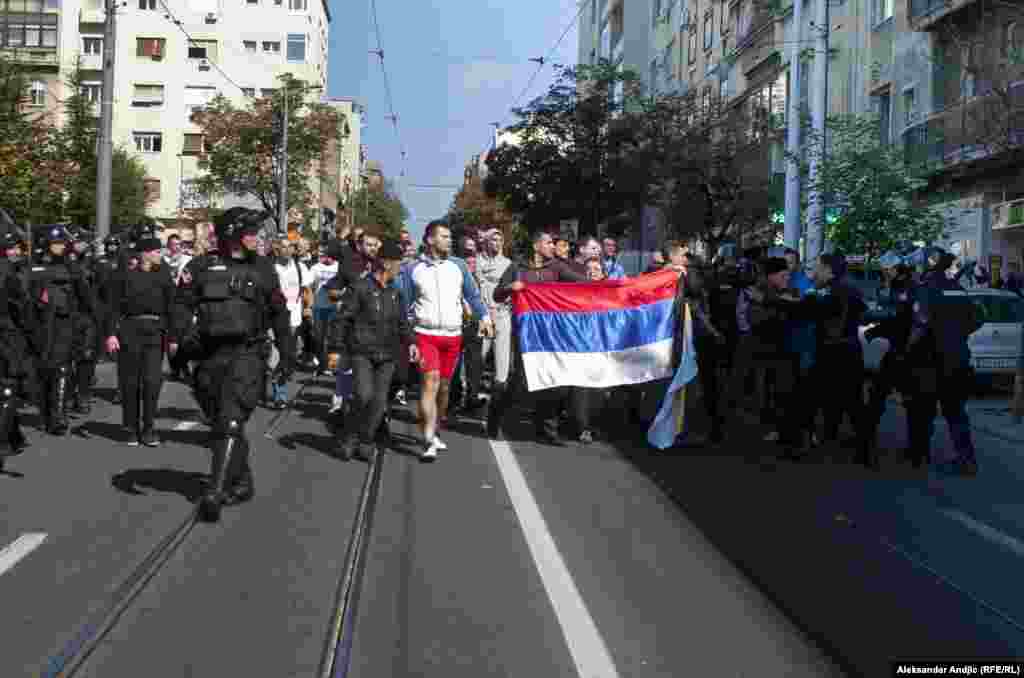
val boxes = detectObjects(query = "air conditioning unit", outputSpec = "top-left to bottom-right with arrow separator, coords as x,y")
205,12 -> 217,23
198,58 -> 210,71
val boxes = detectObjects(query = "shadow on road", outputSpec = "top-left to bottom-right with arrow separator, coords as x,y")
111,468 -> 208,502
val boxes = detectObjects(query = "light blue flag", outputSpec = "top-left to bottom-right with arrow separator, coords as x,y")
647,304 -> 699,450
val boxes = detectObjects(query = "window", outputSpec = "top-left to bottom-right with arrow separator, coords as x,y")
903,87 -> 917,125
143,178 -> 161,201
260,88 -> 277,98
1004,22 -> 1019,59
876,90 -> 891,144
243,40 -> 257,52
274,0 -> 282,5
650,59 -> 659,94
182,133 -> 205,155
132,83 -> 164,107
242,87 -> 256,97
729,2 -> 740,35
653,0 -> 661,27
1,15 -> 58,49
138,0 -> 157,8
961,44 -> 976,98
873,0 -> 893,25
288,0 -> 306,9
703,12 -> 713,50
262,41 -> 281,54
246,0 -> 258,4
136,37 -> 166,59
687,26 -> 697,63
133,132 -> 163,153
188,39 -> 218,61
28,80 -> 46,107
287,33 -> 305,62
81,82 -> 101,104
83,37 -> 103,55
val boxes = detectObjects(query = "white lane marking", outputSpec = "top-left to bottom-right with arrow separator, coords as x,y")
173,421 -> 200,431
942,509 -> 1024,559
0,533 -> 47,577
488,440 -> 621,678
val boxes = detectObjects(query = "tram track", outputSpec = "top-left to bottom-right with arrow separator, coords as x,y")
37,372 -> 386,678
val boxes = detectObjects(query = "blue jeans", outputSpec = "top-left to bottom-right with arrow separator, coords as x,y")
271,381 -> 288,403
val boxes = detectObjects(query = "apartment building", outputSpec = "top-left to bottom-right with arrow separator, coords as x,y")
896,0 -> 1024,278
2,0 -> 331,232
578,0 -> 653,101
319,96 -> 364,228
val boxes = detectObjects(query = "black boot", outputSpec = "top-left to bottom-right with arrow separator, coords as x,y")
73,362 -> 94,415
227,452 -> 254,504
337,435 -> 356,461
0,385 -> 26,456
198,426 -> 240,523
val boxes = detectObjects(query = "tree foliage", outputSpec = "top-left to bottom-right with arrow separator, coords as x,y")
634,88 -> 778,255
349,181 -> 408,239
804,114 -> 947,260
447,171 -> 516,248
191,74 -> 344,231
483,61 -> 651,234
0,57 -> 151,229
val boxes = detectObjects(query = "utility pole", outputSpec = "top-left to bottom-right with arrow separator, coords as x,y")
95,0 -> 117,242
278,86 -> 289,234
782,0 -> 804,251
805,0 -> 831,263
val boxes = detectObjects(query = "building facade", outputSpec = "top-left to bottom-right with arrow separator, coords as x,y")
319,96 -> 363,229
578,0 -> 653,98
2,0 -> 332,233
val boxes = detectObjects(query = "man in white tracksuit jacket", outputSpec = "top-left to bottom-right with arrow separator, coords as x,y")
399,221 -> 491,460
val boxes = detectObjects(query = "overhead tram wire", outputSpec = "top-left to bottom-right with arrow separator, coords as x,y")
369,0 -> 408,179
155,0 -> 246,93
483,0 -> 588,152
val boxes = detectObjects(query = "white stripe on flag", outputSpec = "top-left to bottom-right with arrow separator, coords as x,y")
521,339 -> 674,392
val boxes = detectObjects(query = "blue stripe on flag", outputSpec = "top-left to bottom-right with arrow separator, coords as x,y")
518,299 -> 674,354
647,304 -> 698,450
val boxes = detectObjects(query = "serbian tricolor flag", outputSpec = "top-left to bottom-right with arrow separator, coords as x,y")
647,302 -> 698,450
511,268 -> 680,392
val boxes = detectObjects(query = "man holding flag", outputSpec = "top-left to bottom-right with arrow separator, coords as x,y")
487,229 -> 587,444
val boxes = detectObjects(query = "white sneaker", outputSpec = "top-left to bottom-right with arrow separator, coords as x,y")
420,439 -> 439,461
329,395 -> 343,414
432,435 -> 447,451
394,389 -> 407,406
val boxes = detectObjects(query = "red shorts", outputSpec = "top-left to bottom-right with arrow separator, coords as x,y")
415,332 -> 463,379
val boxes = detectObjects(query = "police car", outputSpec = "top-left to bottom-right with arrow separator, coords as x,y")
861,288 -> 1023,375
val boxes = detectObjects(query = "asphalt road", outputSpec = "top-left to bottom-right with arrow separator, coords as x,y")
0,367 -> 843,678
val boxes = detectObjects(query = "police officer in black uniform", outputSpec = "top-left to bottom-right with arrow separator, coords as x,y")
27,226 -> 96,435
67,227 -> 101,415
175,207 -> 292,522
105,232 -> 176,446
94,233 -> 127,403
0,226 -> 32,468
894,247 -> 982,474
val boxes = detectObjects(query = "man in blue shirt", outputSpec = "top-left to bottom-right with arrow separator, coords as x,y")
602,237 -> 626,279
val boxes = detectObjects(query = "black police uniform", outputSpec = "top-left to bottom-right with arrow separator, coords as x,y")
106,237 -> 176,446
900,252 -> 982,474
26,226 -> 95,435
69,231 -> 101,415
0,229 -> 32,464
863,267 -> 915,452
174,209 -> 291,522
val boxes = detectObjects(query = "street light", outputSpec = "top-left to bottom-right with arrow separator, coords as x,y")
278,80 -> 324,234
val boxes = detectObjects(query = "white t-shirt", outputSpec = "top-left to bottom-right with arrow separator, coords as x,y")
274,258 -> 312,328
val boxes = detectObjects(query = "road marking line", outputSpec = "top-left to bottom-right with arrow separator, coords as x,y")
488,440 -> 621,678
0,533 -> 47,577
173,421 -> 200,431
942,509 -> 1024,559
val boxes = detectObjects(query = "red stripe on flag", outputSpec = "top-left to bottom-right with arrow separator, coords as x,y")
512,268 -> 679,314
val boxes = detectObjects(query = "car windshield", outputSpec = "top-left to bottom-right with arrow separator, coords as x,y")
971,295 -> 1024,323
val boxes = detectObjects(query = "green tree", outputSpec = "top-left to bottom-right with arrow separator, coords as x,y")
349,181 -> 408,239
484,61 -> 651,234
191,75 -> 345,232
803,114 -> 947,261
633,88 -> 778,256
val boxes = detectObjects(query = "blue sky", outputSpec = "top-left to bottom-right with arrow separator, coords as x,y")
327,0 -> 580,242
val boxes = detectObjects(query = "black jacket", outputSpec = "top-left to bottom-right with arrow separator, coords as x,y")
329,275 -> 410,358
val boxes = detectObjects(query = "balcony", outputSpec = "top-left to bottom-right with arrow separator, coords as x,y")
992,198 -> 1024,232
0,47 -> 59,68
909,0 -> 977,30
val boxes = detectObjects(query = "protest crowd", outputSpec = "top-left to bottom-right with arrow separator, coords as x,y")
1,213 -> 1004,490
